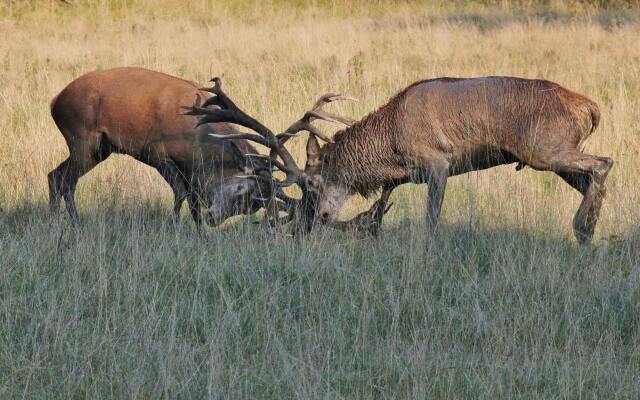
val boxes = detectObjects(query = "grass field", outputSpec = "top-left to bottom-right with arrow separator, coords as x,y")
1,0 -> 640,398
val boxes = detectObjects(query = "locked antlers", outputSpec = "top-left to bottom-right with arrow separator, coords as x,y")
183,77 -> 357,188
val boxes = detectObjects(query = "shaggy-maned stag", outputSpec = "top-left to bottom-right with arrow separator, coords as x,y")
187,77 -> 613,244
49,67 -> 277,229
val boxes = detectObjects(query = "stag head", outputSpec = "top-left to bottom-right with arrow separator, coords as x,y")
204,172 -> 270,227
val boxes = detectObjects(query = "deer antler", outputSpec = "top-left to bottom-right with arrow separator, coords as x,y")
265,92 -> 357,171
182,77 -> 306,186
184,77 -> 358,187
282,93 -> 358,143
183,77 -> 358,229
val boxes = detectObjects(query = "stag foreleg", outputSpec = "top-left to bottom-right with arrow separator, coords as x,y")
156,161 -> 188,221
329,178 -> 413,237
423,161 -> 450,238
329,189 -> 395,237
187,187 -> 204,233
362,185 -> 396,237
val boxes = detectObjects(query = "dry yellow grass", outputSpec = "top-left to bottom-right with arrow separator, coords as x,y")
1,1 -> 639,236
1,1 -> 639,398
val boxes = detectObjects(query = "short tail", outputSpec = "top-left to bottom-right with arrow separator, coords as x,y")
589,101 -> 600,135
577,101 -> 600,151
50,93 -> 60,115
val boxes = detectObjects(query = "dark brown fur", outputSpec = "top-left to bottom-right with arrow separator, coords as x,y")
49,67 -> 257,228
310,76 -> 613,244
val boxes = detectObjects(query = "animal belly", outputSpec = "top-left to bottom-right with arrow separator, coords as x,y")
448,148 -> 516,176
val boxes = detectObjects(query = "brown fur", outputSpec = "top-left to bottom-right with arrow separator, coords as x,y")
321,91 -> 404,197
49,67 -> 258,228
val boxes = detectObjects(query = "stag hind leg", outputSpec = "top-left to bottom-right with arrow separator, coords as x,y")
48,153 -> 101,228
551,151 -> 613,245
49,129 -> 112,227
527,148 -> 613,245
48,157 -> 72,214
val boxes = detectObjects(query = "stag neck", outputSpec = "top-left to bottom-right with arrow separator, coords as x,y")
317,113 -> 403,197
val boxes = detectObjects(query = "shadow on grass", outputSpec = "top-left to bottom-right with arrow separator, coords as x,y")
0,201 -> 194,236
380,216 -> 574,245
377,215 -> 638,260
1,202 -> 638,261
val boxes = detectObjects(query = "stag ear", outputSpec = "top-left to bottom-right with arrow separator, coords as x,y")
305,134 -> 322,174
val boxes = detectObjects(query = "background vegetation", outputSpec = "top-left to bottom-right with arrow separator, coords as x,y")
1,0 -> 639,398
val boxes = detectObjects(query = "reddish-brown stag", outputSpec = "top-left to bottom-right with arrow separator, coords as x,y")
188,76 -> 613,245
49,67 -> 277,229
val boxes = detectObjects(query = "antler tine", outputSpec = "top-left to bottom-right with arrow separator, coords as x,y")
283,120 -> 335,143
308,93 -> 358,126
201,96 -> 224,109
208,132 -> 270,147
311,93 -> 358,110
279,92 -> 358,144
181,93 -> 203,114
243,153 -> 301,178
204,77 -> 242,111
264,92 -> 356,164
274,187 -> 300,207
308,110 -> 357,127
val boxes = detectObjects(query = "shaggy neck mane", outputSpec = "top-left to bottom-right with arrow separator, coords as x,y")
318,78 -> 456,197
320,92 -> 407,197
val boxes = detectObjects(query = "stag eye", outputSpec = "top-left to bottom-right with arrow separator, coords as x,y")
306,177 -> 320,189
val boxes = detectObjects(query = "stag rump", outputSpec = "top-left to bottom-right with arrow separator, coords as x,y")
191,76 -> 613,245
48,67 -> 276,229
